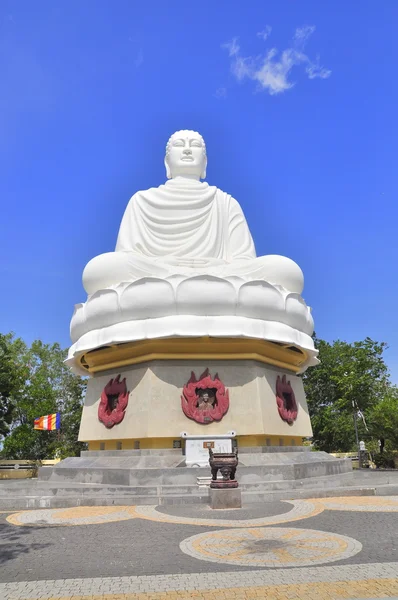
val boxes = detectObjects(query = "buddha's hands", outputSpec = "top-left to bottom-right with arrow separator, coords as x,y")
159,256 -> 227,268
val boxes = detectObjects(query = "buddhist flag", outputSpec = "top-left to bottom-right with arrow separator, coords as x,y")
34,413 -> 61,431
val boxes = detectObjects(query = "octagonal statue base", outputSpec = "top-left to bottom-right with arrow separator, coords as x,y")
78,338 -> 313,448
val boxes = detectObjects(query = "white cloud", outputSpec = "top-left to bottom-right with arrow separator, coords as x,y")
222,37 -> 240,57
293,25 -> 316,46
306,55 -> 331,79
257,26 -> 272,41
253,48 -> 297,95
231,55 -> 253,81
222,25 -> 331,96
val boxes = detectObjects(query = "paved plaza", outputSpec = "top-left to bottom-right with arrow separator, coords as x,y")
1,496 -> 398,599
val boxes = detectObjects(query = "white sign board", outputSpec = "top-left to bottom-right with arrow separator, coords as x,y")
185,437 -> 232,467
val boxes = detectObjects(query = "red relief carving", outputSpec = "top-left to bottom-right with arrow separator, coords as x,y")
98,375 -> 129,428
276,374 -> 298,425
181,368 -> 229,424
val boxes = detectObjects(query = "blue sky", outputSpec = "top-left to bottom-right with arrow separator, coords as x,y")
1,1 -> 397,381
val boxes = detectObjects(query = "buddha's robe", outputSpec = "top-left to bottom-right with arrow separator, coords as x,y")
82,178 -> 304,295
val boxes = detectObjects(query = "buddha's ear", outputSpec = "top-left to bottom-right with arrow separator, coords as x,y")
164,158 -> 171,179
201,158 -> 207,180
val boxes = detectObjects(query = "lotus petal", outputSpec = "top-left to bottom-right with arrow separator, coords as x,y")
84,289 -> 121,330
176,275 -> 236,316
70,303 -> 86,343
120,278 -> 175,320
284,293 -> 309,332
237,280 -> 284,321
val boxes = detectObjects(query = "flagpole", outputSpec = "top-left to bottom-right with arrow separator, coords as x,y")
352,400 -> 361,468
56,414 -> 61,459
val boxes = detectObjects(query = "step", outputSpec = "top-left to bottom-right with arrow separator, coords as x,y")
241,485 -> 377,503
39,459 -> 351,487
0,481 -> 209,499
3,482 -> 398,510
374,483 -> 398,495
0,475 -> 355,496
38,466 -> 203,486
352,470 -> 398,485
239,471 -> 355,492
0,493 -> 209,510
0,486 -> 378,511
50,455 -> 186,469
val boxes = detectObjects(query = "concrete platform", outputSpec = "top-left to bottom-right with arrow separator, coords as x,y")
1,447 -> 398,510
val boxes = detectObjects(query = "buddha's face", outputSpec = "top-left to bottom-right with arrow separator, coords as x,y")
165,130 -> 207,180
197,388 -> 216,410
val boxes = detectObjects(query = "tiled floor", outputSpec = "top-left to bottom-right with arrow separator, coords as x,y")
1,497 -> 398,599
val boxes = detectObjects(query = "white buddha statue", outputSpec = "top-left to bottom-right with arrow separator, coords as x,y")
82,130 -> 304,296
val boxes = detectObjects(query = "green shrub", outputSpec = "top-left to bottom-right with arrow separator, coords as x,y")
373,452 -> 396,469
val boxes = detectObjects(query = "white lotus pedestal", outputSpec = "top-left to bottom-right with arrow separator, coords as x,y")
68,275 -> 316,451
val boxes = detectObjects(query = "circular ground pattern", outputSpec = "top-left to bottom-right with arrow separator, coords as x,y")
180,526 -> 362,568
6,505 -> 138,526
6,496 -> 398,529
6,501 -> 319,528
155,501 -> 292,520
132,500 -> 323,528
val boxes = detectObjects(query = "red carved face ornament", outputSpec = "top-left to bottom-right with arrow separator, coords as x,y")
98,375 -> 129,428
181,368 -> 229,424
276,374 -> 298,425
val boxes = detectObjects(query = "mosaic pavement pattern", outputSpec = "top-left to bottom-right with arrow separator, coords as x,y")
132,499 -> 323,528
2,497 -> 398,599
6,499 -> 320,527
6,505 -> 138,527
6,496 -> 398,528
180,526 -> 362,567
0,563 -> 398,599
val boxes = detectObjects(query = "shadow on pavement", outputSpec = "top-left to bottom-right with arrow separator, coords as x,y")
0,519 -> 53,565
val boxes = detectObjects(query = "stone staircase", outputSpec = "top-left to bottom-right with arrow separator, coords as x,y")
1,447 -> 397,510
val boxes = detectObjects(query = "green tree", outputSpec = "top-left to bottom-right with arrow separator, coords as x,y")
303,336 -> 391,452
368,388 -> 398,449
0,333 -> 27,438
1,336 -> 87,460
54,362 -> 87,459
0,333 -> 16,437
1,424 -> 56,460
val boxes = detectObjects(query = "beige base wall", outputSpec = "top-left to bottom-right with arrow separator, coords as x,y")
78,359 -> 313,444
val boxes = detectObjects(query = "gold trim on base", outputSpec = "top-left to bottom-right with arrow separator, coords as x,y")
80,337 -> 307,374
87,435 -> 304,451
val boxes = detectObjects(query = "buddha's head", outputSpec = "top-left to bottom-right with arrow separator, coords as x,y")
165,130 -> 207,180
